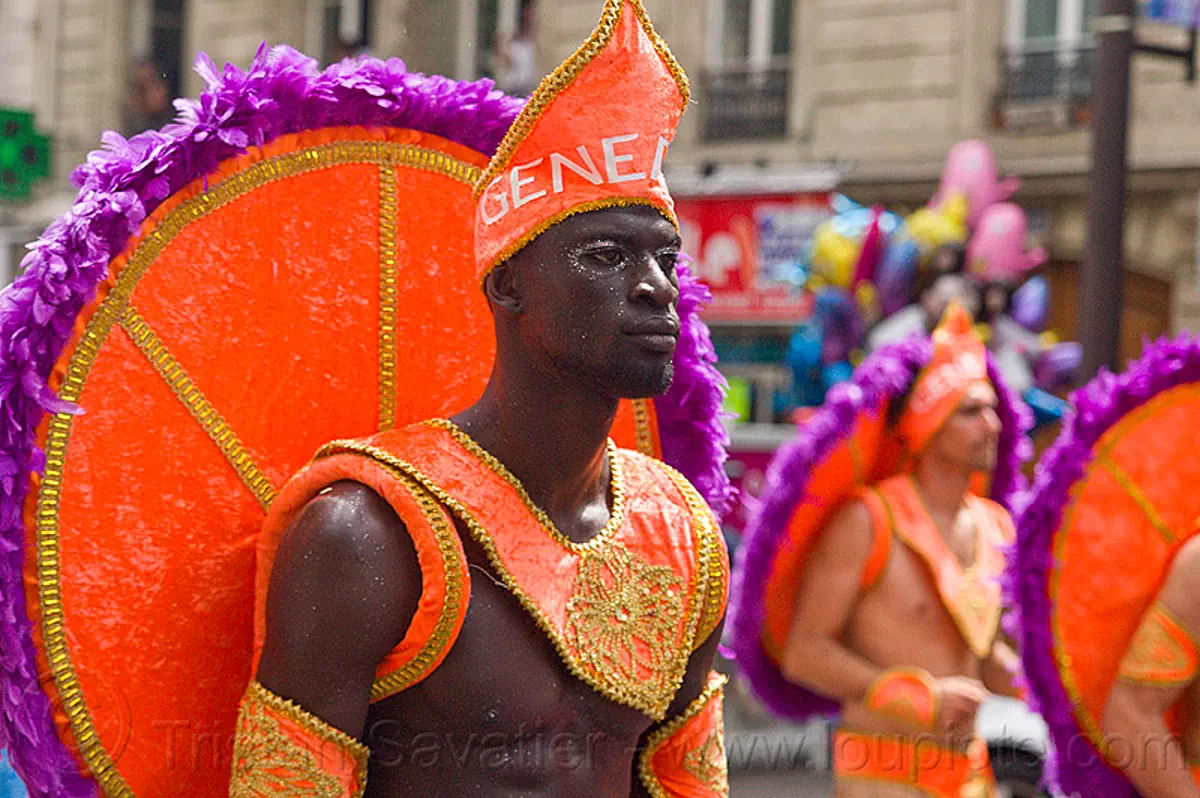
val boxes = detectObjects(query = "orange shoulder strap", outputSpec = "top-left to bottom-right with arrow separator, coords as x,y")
254,450 -> 471,703
857,488 -> 893,592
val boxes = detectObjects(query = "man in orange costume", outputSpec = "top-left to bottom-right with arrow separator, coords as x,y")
778,307 -> 1023,797
228,2 -> 730,797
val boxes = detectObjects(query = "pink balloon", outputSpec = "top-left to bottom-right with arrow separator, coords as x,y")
966,203 -> 1048,283
932,140 -> 1021,229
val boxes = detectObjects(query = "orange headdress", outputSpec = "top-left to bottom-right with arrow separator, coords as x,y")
473,0 -> 690,279
896,303 -> 989,453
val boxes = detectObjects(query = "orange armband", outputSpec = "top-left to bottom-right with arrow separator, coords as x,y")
638,672 -> 729,798
864,667 -> 939,730
229,681 -> 368,797
1118,602 -> 1200,688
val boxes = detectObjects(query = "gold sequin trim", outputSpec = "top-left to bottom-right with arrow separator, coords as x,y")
425,418 -> 627,553
632,398 -> 655,456
35,138 -> 481,796
1049,484 -> 1106,752
481,195 -> 677,281
1098,454 -> 1177,545
378,165 -> 399,431
638,672 -> 729,798
369,474 -> 465,702
120,306 -> 278,510
230,681 -> 368,798
314,439 -> 707,720
473,0 -> 689,201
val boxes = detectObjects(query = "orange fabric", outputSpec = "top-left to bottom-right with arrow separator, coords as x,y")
833,731 -> 997,798
874,476 -> 1012,659
474,0 -> 687,277
864,669 -> 938,730
253,453 -> 469,696
858,488 -> 893,592
21,124 -> 666,794
1050,385 -> 1200,757
1118,602 -> 1200,687
230,681 -> 367,797
642,672 -> 729,798
896,303 -> 989,454
330,420 -> 721,719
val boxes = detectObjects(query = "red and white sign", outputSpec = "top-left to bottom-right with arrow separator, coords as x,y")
677,193 -> 830,323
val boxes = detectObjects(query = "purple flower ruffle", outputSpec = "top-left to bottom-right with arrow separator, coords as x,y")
728,336 -> 1030,722
1004,334 -> 1200,797
0,44 -> 729,795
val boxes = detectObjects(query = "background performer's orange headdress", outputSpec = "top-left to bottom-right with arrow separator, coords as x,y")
896,303 -> 990,453
473,0 -> 689,279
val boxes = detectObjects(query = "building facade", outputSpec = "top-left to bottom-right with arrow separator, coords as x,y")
1,0 -> 1197,347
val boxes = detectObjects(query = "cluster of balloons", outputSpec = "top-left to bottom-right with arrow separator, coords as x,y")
788,140 -> 1080,429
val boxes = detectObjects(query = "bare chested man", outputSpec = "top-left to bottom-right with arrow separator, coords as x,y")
226,2 -> 732,796
782,306 -> 1022,798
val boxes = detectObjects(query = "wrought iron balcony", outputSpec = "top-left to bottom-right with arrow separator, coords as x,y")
994,43 -> 1096,130
700,63 -> 790,141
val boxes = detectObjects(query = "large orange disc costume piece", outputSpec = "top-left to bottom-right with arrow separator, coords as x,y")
1008,335 -> 1200,797
0,9 -> 732,795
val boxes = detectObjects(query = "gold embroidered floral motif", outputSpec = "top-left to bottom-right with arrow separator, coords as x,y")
230,682 -> 367,798
565,540 -> 686,700
683,729 -> 729,794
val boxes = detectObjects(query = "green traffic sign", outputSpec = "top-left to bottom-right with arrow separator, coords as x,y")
0,107 -> 51,201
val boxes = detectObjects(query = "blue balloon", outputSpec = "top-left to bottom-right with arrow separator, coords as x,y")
876,239 -> 922,317
0,752 -> 25,798
822,361 -> 854,392
1011,276 -> 1050,333
1024,387 -> 1069,433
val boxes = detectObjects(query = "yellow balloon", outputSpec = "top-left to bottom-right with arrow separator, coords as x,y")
811,224 -> 859,288
906,193 -> 968,254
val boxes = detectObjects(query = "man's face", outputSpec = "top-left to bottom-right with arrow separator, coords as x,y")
925,382 -> 1001,474
499,206 -> 682,399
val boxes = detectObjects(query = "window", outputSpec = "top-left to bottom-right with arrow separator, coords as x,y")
701,0 -> 793,141
1007,0 -> 1099,51
129,0 -> 186,98
709,0 -> 792,69
463,0 -> 536,95
126,0 -> 188,136
306,0 -> 372,65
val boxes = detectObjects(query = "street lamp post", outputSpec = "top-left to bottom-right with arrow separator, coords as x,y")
1081,0 -> 1136,380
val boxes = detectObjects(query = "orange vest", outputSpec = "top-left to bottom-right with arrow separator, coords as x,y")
254,419 -> 729,720
858,476 -> 1013,659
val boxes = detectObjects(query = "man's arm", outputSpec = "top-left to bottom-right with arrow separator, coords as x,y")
630,617 -> 725,798
255,481 -> 422,739
1102,539 -> 1200,798
779,500 -> 882,703
780,500 -> 987,735
982,639 -> 1023,699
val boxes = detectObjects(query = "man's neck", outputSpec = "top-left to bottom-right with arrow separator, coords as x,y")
451,369 -> 619,540
910,457 -> 972,525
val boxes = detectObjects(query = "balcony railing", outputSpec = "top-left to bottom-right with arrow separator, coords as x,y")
700,63 -> 790,142
994,43 -> 1096,130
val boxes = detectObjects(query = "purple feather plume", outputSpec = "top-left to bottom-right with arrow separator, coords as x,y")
657,255 -> 735,520
1004,333 -> 1200,797
728,336 -> 1030,721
